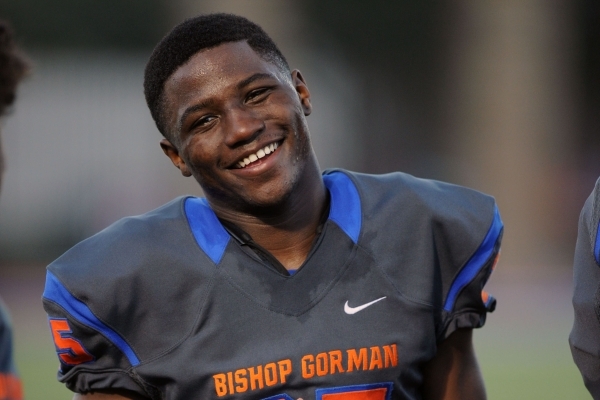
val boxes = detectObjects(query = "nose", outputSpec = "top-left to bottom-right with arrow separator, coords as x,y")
223,106 -> 265,147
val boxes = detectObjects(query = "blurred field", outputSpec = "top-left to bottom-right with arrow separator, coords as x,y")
0,264 -> 590,399
474,266 -> 591,399
0,265 -> 71,399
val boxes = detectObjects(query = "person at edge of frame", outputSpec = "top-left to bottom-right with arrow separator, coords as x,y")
571,177 -> 600,399
42,13 -> 504,400
0,18 -> 29,400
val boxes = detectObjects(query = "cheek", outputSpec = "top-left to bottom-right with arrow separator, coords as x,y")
291,110 -> 311,147
183,136 -> 219,167
183,138 -> 235,189
265,92 -> 302,120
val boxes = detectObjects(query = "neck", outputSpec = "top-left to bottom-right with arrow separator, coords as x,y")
211,169 -> 327,270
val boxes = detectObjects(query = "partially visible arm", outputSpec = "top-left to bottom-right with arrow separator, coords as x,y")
0,300 -> 23,400
570,182 -> 600,397
422,328 -> 486,400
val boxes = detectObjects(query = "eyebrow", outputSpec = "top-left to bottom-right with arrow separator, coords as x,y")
236,72 -> 275,91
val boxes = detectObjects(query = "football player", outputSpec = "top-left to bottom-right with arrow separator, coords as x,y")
43,13 -> 503,400
0,18 -> 29,400
570,179 -> 600,398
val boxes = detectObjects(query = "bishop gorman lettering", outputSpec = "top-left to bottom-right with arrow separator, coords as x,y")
212,344 -> 398,397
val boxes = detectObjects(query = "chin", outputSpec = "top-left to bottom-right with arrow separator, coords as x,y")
199,175 -> 294,215
238,183 -> 296,215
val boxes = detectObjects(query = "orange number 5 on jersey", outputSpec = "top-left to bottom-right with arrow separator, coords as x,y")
49,318 -> 94,365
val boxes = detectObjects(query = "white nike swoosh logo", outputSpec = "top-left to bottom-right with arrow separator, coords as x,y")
344,296 -> 387,314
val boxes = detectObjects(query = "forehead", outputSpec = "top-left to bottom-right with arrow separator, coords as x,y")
164,41 -> 286,100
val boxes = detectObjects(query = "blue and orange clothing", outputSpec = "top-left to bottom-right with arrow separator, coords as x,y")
0,300 -> 22,400
43,170 -> 502,399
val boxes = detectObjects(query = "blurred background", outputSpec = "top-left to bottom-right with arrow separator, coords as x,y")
0,0 -> 598,398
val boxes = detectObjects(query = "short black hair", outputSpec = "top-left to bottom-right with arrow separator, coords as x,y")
0,20 -> 29,117
144,13 -> 290,138
0,19 -> 29,185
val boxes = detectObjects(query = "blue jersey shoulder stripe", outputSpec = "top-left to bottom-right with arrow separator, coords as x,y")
443,205 -> 503,312
43,270 -> 140,367
183,174 -> 359,260
184,197 -> 230,265
324,171 -> 362,244
594,219 -> 600,265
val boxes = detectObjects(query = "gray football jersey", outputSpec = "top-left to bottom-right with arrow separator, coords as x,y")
43,169 -> 503,400
570,177 -> 600,398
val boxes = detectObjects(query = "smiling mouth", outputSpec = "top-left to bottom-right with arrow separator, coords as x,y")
235,141 -> 281,169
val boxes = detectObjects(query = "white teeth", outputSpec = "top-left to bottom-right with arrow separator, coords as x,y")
237,142 -> 280,168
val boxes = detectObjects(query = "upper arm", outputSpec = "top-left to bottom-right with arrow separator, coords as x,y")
422,328 -> 486,400
438,201 -> 502,342
421,187 -> 500,399
43,271 -> 147,396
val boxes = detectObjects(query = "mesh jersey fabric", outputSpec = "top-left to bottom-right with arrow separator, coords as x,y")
43,169 -> 503,400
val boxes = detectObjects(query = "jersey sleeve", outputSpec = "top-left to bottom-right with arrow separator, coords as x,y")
570,177 -> 600,398
0,299 -> 23,400
42,270 -> 153,398
436,192 -> 503,342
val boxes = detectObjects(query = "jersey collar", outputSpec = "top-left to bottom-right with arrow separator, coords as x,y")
185,170 -> 362,265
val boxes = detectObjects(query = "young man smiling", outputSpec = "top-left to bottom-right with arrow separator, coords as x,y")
43,14 -> 503,400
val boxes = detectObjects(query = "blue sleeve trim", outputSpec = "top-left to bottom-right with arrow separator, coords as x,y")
594,220 -> 600,265
323,171 -> 362,244
42,270 -> 140,367
484,293 -> 496,309
443,205 -> 503,312
184,197 -> 230,265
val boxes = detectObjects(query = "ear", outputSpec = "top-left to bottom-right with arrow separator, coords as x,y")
291,70 -> 312,116
160,139 -> 192,177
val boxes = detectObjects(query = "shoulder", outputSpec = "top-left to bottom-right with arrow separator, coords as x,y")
579,177 -> 600,264
572,178 -> 600,306
327,170 -> 502,316
570,178 -> 600,397
48,196 -> 192,281
327,169 -> 498,238
330,168 -> 494,206
43,196 -> 217,362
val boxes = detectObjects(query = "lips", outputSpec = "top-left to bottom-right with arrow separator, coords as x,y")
235,141 -> 280,169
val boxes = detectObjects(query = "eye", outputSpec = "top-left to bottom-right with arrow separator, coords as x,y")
193,115 -> 217,129
245,87 -> 271,103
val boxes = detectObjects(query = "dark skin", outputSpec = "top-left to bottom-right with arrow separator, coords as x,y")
161,41 -> 327,270
74,41 -> 486,400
